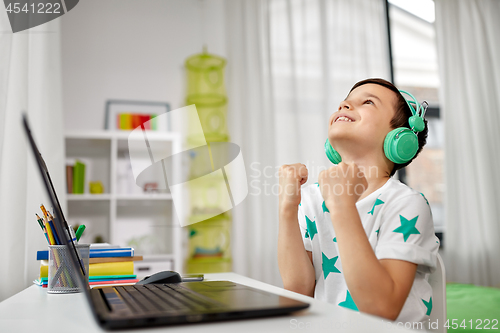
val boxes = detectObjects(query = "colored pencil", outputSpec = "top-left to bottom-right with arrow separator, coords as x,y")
36,214 -> 49,244
40,204 -> 48,219
42,215 -> 56,245
47,211 -> 62,245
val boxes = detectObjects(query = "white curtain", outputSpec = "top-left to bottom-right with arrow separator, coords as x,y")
435,0 -> 500,286
225,0 -> 390,287
0,12 -> 65,300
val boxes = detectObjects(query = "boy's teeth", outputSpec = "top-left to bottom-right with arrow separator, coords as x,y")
337,116 -> 352,122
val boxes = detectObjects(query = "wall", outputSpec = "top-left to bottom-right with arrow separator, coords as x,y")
61,0 -> 227,130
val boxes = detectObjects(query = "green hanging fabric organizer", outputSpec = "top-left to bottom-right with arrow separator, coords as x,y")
185,50 -> 232,274
185,51 -> 229,143
186,215 -> 232,274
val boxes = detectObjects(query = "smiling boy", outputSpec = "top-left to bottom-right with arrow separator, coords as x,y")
278,78 -> 439,324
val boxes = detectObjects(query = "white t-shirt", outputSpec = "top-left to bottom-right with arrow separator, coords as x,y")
298,178 -> 440,324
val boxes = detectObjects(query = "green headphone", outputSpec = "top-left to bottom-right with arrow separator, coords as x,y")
325,89 -> 427,165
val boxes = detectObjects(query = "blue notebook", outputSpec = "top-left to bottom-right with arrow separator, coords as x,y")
36,247 -> 134,260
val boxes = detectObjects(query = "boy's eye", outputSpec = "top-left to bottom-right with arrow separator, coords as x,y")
364,100 -> 374,105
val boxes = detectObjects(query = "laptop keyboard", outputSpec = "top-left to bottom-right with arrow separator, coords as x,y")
113,284 -> 225,314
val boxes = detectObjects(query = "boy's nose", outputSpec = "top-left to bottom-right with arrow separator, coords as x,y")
338,101 -> 352,111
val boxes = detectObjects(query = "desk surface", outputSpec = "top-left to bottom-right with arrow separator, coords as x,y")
0,273 -> 419,332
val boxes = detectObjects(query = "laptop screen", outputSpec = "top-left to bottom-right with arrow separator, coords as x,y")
22,115 -> 89,285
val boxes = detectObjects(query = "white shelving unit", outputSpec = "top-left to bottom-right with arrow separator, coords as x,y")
65,130 -> 185,278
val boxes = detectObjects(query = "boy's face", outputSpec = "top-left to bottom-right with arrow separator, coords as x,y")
328,83 -> 397,154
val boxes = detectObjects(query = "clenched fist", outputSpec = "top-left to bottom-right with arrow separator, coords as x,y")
318,162 -> 368,210
279,164 -> 308,208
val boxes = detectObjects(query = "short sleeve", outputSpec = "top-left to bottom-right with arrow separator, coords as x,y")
297,203 -> 313,252
375,193 -> 439,273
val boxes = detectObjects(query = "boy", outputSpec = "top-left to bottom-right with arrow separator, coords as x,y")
278,78 -> 439,324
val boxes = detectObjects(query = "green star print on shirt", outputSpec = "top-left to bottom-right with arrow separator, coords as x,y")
322,252 -> 341,279
368,196 -> 384,215
393,215 -> 421,242
306,216 -> 318,240
422,297 -> 432,315
322,201 -> 329,213
338,290 -> 359,311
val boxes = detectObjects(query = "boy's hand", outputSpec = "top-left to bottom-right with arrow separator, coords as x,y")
318,162 -> 368,208
279,164 -> 308,209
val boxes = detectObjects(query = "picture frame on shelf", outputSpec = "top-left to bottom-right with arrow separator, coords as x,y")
104,100 -> 171,131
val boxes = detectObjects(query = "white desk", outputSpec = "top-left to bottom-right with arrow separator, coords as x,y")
0,273 -> 420,332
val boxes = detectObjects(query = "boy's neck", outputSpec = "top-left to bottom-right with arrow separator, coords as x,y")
337,151 -> 393,201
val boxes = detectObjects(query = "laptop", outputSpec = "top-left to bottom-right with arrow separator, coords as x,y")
23,115 -> 309,329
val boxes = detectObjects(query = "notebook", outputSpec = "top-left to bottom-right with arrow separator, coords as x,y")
23,115 -> 309,329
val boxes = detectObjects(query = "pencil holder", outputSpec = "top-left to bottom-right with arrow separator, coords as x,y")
47,244 -> 90,294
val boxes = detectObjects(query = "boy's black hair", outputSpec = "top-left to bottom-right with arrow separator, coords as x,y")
348,78 -> 428,177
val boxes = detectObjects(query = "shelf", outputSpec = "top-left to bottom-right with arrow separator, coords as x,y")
66,131 -> 180,141
65,131 -> 113,140
67,199 -> 110,244
67,194 -> 112,201
114,131 -> 180,141
116,194 -> 173,200
67,194 -> 172,201
65,130 -> 184,272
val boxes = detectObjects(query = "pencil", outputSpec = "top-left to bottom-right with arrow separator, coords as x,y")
47,211 -> 61,245
42,209 -> 74,288
49,209 -> 63,242
40,204 -> 48,219
43,215 -> 56,245
36,214 -> 49,244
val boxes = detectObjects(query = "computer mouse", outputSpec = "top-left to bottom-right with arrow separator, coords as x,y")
136,271 -> 182,285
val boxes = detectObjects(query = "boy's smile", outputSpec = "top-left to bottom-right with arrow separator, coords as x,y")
328,83 -> 397,156
334,114 -> 355,122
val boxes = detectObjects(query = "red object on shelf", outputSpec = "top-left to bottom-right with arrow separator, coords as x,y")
131,114 -> 142,129
141,115 -> 151,129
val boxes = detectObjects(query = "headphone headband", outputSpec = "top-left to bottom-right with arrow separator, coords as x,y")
399,89 -> 420,116
398,89 -> 427,133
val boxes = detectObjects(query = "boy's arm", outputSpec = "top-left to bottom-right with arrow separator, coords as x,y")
278,164 -> 316,297
278,205 -> 316,296
319,162 -> 417,320
329,203 -> 417,320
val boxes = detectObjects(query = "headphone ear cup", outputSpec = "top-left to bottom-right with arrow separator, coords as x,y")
408,115 -> 425,132
324,139 -> 342,164
384,128 -> 419,164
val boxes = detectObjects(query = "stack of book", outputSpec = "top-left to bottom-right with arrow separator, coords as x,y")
34,244 -> 142,287
66,160 -> 86,194
116,113 -> 158,130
